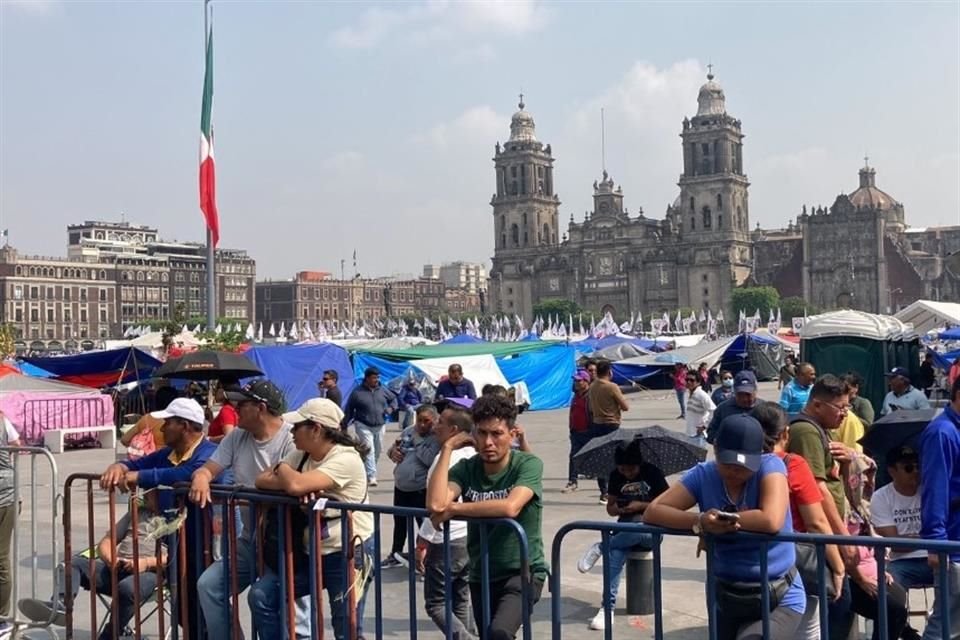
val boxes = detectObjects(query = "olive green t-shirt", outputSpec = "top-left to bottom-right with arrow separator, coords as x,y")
787,418 -> 846,518
448,450 -> 548,583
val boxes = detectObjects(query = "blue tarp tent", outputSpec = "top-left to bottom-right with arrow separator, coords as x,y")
940,327 -> 960,341
10,361 -> 55,378
931,348 -> 960,372
22,347 -> 161,387
351,353 -> 411,384
441,335 -> 486,345
245,343 -> 354,410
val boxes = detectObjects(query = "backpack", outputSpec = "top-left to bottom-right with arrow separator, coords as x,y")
262,453 -> 311,578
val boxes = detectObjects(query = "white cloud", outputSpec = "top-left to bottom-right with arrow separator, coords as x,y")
322,150 -> 365,172
328,0 -> 546,50
414,105 -> 505,149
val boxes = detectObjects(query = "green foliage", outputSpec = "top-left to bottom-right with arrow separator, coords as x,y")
779,297 -> 818,321
730,286 -> 781,319
196,327 -> 247,352
0,323 -> 15,359
533,298 -> 583,320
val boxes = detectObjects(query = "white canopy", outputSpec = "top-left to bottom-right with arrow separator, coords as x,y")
616,336 -> 737,369
801,310 -> 916,341
895,300 -> 960,335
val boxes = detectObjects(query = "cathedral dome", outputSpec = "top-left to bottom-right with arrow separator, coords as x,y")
509,97 -> 537,142
848,162 -> 898,211
696,71 -> 726,116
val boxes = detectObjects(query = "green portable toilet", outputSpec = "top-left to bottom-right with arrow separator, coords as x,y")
799,310 -> 920,416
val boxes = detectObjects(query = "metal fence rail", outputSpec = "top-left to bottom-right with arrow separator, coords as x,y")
20,398 -> 110,446
552,520 -> 960,640
2,446 -> 60,639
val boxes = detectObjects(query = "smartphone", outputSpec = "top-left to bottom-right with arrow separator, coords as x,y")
716,511 -> 741,522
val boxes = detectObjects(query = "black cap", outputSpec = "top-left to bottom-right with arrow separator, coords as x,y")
733,370 -> 758,393
364,366 -> 381,377
224,379 -> 287,413
714,414 -> 764,472
885,367 -> 911,379
886,444 -> 919,468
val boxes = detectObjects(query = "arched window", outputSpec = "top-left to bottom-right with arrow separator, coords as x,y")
500,215 -> 505,230
522,212 -> 528,226
718,214 -> 723,228
542,224 -> 550,244
737,207 -> 743,229
689,197 -> 695,212
136,272 -> 144,281
511,224 -> 520,247
501,233 -> 506,248
690,217 -> 696,231
702,206 -> 712,229
14,266 -> 21,276
717,194 -> 722,210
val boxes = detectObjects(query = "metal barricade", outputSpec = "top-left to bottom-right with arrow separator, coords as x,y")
2,446 -> 60,639
551,520 -> 960,640
21,398 -> 110,446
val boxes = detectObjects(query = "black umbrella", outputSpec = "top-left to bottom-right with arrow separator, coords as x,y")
155,351 -> 263,381
573,425 -> 707,481
859,408 -> 938,467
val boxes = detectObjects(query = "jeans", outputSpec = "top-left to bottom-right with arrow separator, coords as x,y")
600,531 -> 653,610
0,504 -> 14,618
890,556 -> 935,589
923,560 -> 960,640
247,538 -> 373,640
566,431 -> 591,484
390,488 -> 426,556
197,537 -> 311,640
401,408 -> 417,430
794,595 -> 820,640
354,422 -> 385,480
62,556 -> 157,639
849,575 -> 908,640
675,389 -> 686,417
827,576 -> 854,640
424,538 -> 474,640
715,605 -> 801,640
469,574 -> 544,640
588,424 -> 619,494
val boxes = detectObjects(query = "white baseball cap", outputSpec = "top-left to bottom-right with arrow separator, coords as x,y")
282,398 -> 344,429
151,397 -> 205,427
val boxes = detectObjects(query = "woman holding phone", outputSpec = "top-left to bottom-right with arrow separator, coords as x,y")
644,414 -> 804,640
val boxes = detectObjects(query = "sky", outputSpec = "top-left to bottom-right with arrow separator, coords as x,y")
1,1 -> 958,280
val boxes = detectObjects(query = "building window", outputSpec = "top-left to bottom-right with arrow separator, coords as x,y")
689,197 -> 695,212
80,309 -> 87,322
717,194 -> 722,210
703,288 -> 709,297
31,309 -> 39,322
46,287 -> 54,298
690,217 -> 696,230
702,274 -> 709,283
702,206 -> 712,229
46,309 -> 54,322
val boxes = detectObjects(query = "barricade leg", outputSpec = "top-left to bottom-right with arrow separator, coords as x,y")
923,559 -> 960,640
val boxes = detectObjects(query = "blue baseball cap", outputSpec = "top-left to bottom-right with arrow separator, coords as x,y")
714,414 -> 764,472
733,370 -> 757,393
885,367 -> 911,379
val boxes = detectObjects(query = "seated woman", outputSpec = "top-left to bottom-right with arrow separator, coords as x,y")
644,414 -> 805,640
576,440 -> 668,631
251,398 -> 375,640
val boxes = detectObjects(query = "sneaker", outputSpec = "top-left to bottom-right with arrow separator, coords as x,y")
577,542 -> 603,573
368,478 -> 378,487
561,482 -> 578,494
588,608 -> 611,630
598,495 -> 607,505
19,597 -> 66,627
901,626 -> 923,640
380,551 -> 408,569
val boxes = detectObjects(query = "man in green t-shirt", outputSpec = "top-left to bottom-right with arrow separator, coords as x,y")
427,394 -> 547,640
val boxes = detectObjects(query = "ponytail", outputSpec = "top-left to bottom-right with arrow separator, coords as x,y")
320,425 -> 371,460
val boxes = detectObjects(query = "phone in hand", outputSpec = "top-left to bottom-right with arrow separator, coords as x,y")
716,511 -> 741,523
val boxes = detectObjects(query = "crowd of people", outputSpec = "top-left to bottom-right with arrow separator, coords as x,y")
2,352 -> 960,640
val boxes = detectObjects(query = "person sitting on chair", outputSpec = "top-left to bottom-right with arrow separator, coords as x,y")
19,492 -> 169,640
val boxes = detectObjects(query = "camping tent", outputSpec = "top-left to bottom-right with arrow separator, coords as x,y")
612,336 -> 738,386
0,369 -> 115,444
441,334 -> 486,345
895,300 -> 960,335
21,347 -> 162,388
244,343 -> 354,410
801,310 -> 920,414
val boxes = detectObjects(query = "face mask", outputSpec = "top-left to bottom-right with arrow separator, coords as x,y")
722,379 -> 733,389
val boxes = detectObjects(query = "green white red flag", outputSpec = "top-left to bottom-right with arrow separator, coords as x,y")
199,10 -> 219,246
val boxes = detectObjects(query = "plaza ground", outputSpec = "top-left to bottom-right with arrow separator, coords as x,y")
11,381 -> 911,638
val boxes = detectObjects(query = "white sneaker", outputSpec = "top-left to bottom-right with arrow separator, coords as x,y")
588,608 -> 611,630
368,478 -> 378,487
577,542 -> 602,573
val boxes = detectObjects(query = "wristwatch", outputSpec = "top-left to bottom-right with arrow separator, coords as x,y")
692,513 -> 704,535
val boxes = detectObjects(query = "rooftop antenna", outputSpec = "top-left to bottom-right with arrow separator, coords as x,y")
864,154 -> 870,168
601,107 -> 607,174
707,62 -> 714,80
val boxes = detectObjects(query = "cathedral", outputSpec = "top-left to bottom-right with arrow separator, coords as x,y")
488,73 -> 960,322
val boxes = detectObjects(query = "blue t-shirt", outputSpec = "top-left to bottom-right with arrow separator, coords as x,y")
681,455 -> 805,614
779,380 -> 811,415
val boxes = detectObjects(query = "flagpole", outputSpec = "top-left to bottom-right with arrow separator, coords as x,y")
204,0 -> 217,331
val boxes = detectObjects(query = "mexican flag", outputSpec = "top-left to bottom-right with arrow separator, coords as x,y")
199,12 -> 219,246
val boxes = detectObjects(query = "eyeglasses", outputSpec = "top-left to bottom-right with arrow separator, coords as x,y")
820,400 -> 851,413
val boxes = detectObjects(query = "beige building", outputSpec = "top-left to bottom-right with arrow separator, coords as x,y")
423,261 -> 488,295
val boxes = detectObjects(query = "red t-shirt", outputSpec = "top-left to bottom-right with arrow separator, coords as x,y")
208,404 -> 238,439
569,392 -> 590,432
674,369 -> 687,391
776,451 -> 822,533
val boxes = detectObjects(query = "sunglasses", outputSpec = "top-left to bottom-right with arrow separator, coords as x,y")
898,462 -> 917,473
685,378 -> 698,383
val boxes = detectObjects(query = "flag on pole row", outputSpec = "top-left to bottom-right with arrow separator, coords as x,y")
198,0 -> 220,247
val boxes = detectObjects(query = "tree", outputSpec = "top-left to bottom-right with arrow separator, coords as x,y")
533,298 -> 582,321
0,324 -> 15,360
730,286 -> 780,320
779,297 -> 819,322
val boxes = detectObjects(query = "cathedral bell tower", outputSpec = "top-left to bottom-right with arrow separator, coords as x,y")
676,69 -> 752,311
489,97 -> 561,319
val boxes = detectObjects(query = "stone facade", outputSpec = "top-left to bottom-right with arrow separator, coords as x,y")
488,75 -> 960,320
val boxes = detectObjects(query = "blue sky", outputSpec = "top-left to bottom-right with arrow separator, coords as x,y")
1,0 -> 958,279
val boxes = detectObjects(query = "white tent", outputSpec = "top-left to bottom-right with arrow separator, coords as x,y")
411,354 -> 511,393
616,336 -> 738,369
895,300 -> 960,335
801,310 -> 916,341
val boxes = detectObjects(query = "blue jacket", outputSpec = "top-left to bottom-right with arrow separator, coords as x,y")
398,387 -> 423,410
920,404 -> 960,561
779,380 -> 811,415
121,437 -> 219,511
436,378 -> 477,400
344,384 -> 397,427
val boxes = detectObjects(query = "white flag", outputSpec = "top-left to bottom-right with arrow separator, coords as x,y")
268,323 -> 276,337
